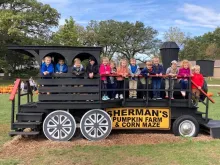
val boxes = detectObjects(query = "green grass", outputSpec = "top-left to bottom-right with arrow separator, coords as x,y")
205,78 -> 220,85
0,88 -> 220,164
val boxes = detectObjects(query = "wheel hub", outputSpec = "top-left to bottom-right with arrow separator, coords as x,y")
179,120 -> 196,137
80,109 -> 112,141
43,110 -> 76,141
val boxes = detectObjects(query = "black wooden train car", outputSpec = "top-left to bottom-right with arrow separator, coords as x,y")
7,45 -> 220,141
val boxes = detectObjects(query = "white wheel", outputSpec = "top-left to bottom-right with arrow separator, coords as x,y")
173,115 -> 199,137
43,110 -> 76,141
80,109 -> 112,141
179,120 -> 196,137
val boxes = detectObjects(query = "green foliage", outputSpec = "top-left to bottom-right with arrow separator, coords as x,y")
0,0 -> 60,73
52,17 -> 83,46
181,28 -> 220,60
82,20 -> 158,60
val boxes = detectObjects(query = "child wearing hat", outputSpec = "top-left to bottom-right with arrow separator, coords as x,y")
165,60 -> 179,99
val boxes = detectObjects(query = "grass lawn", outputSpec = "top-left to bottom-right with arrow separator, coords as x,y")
205,78 -> 220,85
0,88 -> 220,164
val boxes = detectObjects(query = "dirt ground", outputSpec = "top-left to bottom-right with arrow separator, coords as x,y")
0,130 -> 212,159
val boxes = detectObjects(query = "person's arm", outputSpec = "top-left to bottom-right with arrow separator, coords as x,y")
117,68 -> 123,76
85,65 -> 89,75
63,64 -> 68,73
166,68 -> 171,75
128,65 -> 134,76
151,66 -> 156,75
72,67 -> 77,75
55,64 -> 58,73
140,68 -> 146,75
178,68 -> 184,77
135,66 -> 141,75
99,65 -> 106,75
41,64 -> 46,74
159,65 -> 164,75
79,67 -> 85,75
47,64 -> 54,74
198,75 -> 204,88
94,65 -> 99,75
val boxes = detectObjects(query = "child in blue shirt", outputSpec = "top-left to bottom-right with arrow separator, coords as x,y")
128,58 -> 140,98
152,57 -> 164,100
55,59 -> 68,73
41,56 -> 54,76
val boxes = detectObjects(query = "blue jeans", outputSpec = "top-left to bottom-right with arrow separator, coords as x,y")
180,79 -> 188,90
108,82 -> 117,98
152,79 -> 161,98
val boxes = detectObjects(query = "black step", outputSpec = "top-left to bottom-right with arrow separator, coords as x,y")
12,122 -> 41,129
16,113 -> 43,122
9,131 -> 40,136
195,111 -> 206,115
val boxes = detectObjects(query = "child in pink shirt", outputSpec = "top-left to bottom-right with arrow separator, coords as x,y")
99,57 -> 111,100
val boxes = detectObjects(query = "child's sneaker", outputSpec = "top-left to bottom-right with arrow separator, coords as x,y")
119,94 -> 123,99
181,91 -> 186,97
171,97 -> 174,100
153,96 -> 157,100
133,96 -> 137,99
102,96 -> 107,101
115,94 -> 119,99
157,97 -> 162,100
106,96 -> 110,100
165,96 -> 168,99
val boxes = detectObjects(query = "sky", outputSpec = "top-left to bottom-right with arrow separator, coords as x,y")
38,0 -> 220,40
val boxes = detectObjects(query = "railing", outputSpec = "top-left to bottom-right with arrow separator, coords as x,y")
100,74 -> 214,121
9,78 -> 33,129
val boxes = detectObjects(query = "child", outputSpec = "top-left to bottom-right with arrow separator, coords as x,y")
55,59 -> 68,74
178,60 -> 191,97
165,60 -> 179,99
116,59 -> 129,99
86,56 -> 99,79
99,57 -> 111,100
108,61 -> 117,99
128,58 -> 140,98
141,60 -> 154,99
152,57 -> 164,100
41,56 -> 54,76
72,58 -> 85,78
191,65 -> 204,106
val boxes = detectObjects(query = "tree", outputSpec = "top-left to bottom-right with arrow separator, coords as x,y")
164,27 -> 188,47
52,17 -> 84,46
205,43 -> 220,60
0,0 -> 60,73
83,20 -> 158,61
117,21 -> 158,61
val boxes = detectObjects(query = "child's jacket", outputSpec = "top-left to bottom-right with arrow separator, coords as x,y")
128,64 -> 140,81
191,73 -> 204,89
72,64 -> 85,76
41,63 -> 54,75
152,64 -> 164,79
99,64 -> 111,81
86,63 -> 99,77
178,68 -> 191,81
141,67 -> 153,77
166,67 -> 179,79
117,67 -> 129,81
55,63 -> 68,73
